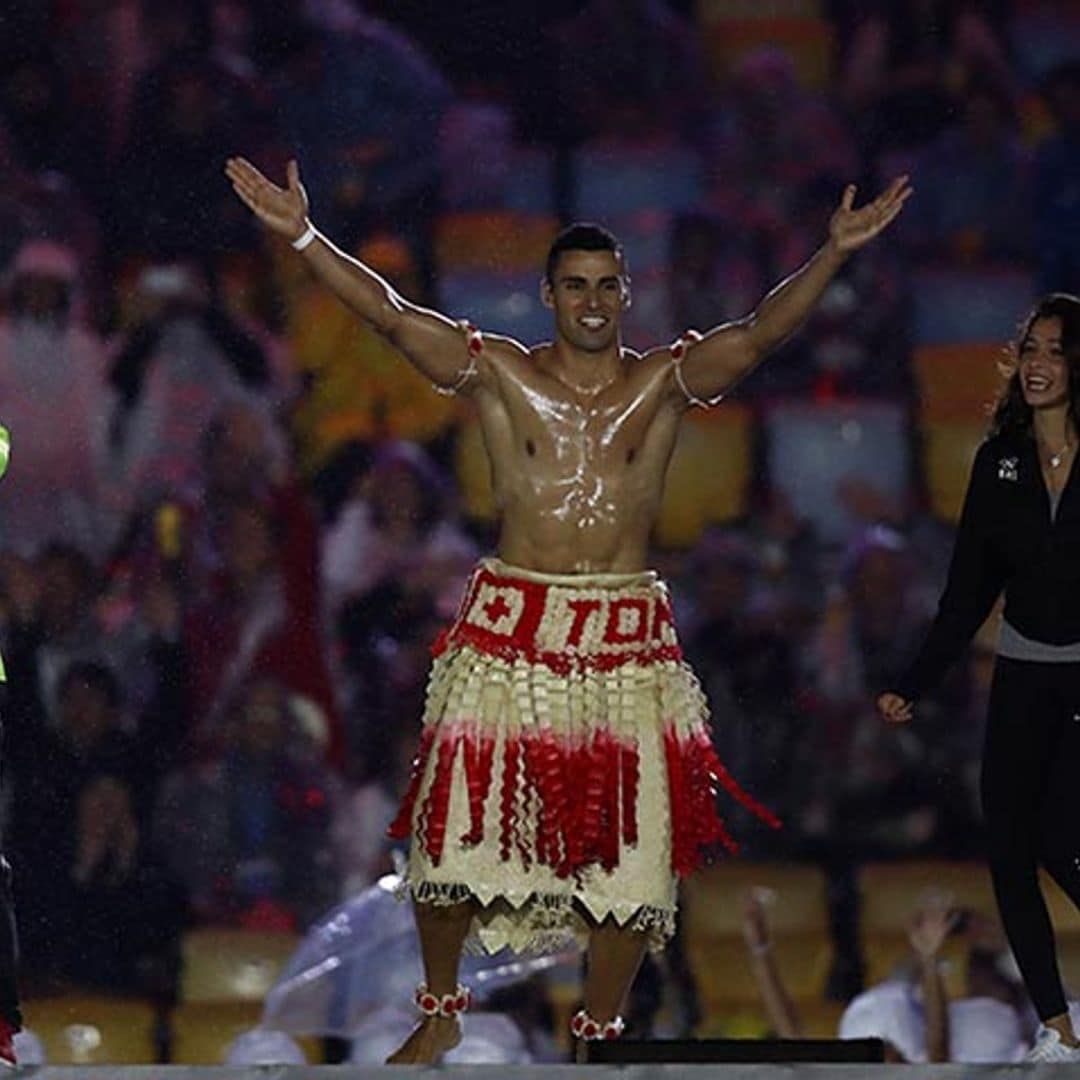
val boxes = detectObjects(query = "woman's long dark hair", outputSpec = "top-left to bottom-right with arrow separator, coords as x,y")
988,293 -> 1080,438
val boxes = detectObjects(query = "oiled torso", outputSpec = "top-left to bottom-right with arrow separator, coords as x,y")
475,343 -> 681,574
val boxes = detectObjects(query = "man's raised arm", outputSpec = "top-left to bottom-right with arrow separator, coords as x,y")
225,157 -> 478,392
668,176 -> 913,406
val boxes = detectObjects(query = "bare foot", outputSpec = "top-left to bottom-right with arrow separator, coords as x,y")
385,1015 -> 462,1064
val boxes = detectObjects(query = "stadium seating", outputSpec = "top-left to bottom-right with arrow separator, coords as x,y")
435,211 -> 558,273
763,399 -> 910,544
1009,2 -> 1079,80
169,1000 -> 317,1065
654,402 -> 754,546
440,267 -> 553,342
572,142 -> 705,220
913,343 -> 1006,423
683,861 -> 832,1029
502,145 -> 558,215
179,928 -> 300,1004
698,1 -> 834,90
684,862 -> 829,939
912,342 -> 1006,521
23,995 -> 157,1064
910,268 -> 1034,346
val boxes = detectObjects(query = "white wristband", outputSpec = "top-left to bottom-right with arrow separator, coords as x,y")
291,222 -> 317,252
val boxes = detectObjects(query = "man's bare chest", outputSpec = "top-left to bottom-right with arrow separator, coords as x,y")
504,390 -> 663,465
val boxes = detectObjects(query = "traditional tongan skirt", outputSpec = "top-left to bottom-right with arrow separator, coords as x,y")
388,558 -> 779,954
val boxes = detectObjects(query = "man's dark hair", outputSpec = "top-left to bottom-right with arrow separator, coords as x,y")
544,223 -> 626,284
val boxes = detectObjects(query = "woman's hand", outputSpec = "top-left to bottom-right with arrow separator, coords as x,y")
877,691 -> 914,724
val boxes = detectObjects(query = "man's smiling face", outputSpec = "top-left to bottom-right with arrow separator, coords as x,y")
543,249 -> 629,353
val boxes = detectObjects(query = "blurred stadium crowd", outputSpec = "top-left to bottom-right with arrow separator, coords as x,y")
0,0 -> 1077,1060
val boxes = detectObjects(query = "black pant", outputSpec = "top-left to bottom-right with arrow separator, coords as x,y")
0,693 -> 19,1029
982,657 -> 1080,1021
0,852 -> 19,1030
0,752 -> 19,1028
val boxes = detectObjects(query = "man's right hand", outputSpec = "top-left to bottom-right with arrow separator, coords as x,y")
225,157 -> 310,243
877,692 -> 914,724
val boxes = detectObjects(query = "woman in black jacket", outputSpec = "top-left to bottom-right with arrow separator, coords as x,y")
879,293 -> 1080,1063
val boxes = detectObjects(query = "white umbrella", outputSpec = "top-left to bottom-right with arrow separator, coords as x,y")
261,873 -> 575,1037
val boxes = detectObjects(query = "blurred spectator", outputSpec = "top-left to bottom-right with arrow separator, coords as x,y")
549,0 -> 712,145
736,174 -> 910,400
285,282 -> 459,475
123,1 -> 276,174
735,493 -> 827,640
325,443 -> 474,789
365,2 -> 554,144
126,399 -> 290,603
331,764 -> 397,901
668,210 -> 768,335
0,542 -> 192,830
111,51 -> 259,260
707,48 -> 858,245
798,527 -> 975,858
9,660 -> 184,993
43,0 -> 142,159
321,441 -> 477,629
264,3 -> 450,295
107,262 -> 279,513
680,531 -> 803,839
1,546 -> 119,728
841,0 -> 1015,161
184,484 -> 341,758
152,676 -> 341,927
0,44 -> 106,210
0,169 -> 103,300
331,679 -> 418,898
0,241 -> 114,557
905,76 -> 1032,266
336,584 -> 443,815
1033,60 -> 1080,293
133,1 -> 266,117
742,884 -> 1031,1062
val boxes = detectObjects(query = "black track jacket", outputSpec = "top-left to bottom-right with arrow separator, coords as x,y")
898,429 -> 1080,701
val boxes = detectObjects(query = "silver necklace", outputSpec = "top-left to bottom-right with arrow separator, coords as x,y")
1048,442 -> 1071,469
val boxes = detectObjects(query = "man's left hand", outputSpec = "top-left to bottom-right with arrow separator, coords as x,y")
829,176 -> 913,254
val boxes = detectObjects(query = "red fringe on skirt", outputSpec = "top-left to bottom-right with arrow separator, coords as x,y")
388,722 -> 781,880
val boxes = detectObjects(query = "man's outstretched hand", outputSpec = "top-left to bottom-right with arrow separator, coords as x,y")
829,175 -> 913,254
225,157 -> 309,243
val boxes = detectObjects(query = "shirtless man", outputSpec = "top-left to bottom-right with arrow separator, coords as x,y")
226,156 -> 910,1063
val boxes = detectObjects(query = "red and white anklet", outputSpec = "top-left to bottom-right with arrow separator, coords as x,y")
570,1008 -> 625,1041
414,983 -> 472,1019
